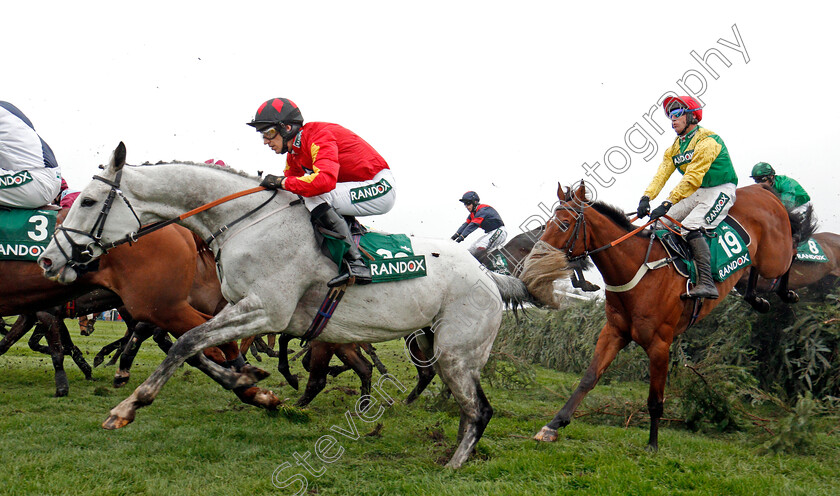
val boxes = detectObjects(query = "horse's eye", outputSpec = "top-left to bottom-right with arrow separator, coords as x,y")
81,198 -> 96,207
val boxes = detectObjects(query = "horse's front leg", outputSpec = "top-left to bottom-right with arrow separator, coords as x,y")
535,322 -> 628,442
644,335 -> 672,451
103,294 -> 271,429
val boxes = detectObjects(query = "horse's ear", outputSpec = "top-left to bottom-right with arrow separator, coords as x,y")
556,182 -> 565,201
571,180 -> 588,205
113,142 -> 127,171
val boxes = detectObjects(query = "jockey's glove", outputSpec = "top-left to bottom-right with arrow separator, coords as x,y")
636,196 -> 650,218
649,200 -> 672,221
260,174 -> 285,190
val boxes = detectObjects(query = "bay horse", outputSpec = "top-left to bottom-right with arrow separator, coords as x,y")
740,231 -> 840,293
0,215 -> 278,406
521,181 -> 814,450
38,142 -> 530,468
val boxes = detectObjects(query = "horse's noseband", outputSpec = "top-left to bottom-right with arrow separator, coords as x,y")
52,169 -> 142,269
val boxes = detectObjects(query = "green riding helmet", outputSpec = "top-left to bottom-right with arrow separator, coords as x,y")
750,162 -> 776,179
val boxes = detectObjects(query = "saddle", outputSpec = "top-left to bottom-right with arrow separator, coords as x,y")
656,216 -> 752,283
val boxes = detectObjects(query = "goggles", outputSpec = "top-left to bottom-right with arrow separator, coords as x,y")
260,127 -> 280,140
667,107 -> 701,119
752,175 -> 772,183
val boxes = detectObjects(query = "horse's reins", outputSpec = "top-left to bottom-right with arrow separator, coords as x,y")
558,200 -> 682,263
54,167 -> 301,269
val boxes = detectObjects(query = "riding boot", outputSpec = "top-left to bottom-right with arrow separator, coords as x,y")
311,203 -> 372,287
571,267 -> 601,292
683,232 -> 718,300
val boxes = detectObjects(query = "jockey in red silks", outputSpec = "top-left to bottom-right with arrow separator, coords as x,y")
0,101 -> 62,209
247,98 -> 396,287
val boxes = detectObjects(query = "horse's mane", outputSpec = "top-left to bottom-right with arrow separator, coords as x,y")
130,161 -> 257,180
589,201 -> 648,237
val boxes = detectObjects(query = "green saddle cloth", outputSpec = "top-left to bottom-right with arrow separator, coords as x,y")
324,231 -> 427,283
656,218 -> 752,283
796,238 -> 829,263
0,208 -> 58,261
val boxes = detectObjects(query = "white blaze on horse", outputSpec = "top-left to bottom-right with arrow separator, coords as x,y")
38,143 -> 531,469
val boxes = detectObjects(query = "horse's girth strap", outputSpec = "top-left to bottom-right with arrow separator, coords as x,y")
604,258 -> 670,293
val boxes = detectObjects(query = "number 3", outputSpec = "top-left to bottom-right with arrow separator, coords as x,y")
28,214 -> 49,241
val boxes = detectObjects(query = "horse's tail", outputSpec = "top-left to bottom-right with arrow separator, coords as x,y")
788,204 -> 818,246
486,271 -> 534,310
518,240 -> 572,309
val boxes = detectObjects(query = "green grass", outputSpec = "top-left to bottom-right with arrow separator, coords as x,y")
0,319 -> 839,495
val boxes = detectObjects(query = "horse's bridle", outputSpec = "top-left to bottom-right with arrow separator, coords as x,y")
52,166 -> 294,270
53,168 -> 143,270
554,199 -> 594,263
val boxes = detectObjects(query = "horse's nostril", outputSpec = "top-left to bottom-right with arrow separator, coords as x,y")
41,258 -> 52,268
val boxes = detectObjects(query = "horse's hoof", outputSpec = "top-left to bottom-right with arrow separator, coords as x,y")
645,443 -> 659,453
55,388 -> 69,398
785,291 -> 800,304
93,356 -> 105,368
751,297 -> 771,313
102,415 -> 133,430
533,426 -> 558,442
240,364 -> 271,382
113,372 -> 130,389
287,375 -> 300,391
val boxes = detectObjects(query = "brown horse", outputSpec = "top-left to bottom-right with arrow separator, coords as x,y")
522,182 -> 814,450
2,219 -> 278,407
742,232 -> 840,293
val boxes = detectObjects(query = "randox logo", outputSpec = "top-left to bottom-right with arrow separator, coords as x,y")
0,171 -> 33,189
718,253 -> 750,280
796,252 -> 829,262
350,179 -> 393,204
0,242 -> 44,258
704,192 -> 731,224
369,255 -> 426,281
672,150 -> 695,167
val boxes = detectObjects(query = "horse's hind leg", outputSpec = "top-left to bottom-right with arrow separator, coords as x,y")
535,323 -> 628,442
775,267 -> 800,304
275,333 -> 299,390
335,344 -> 374,409
404,330 -> 437,405
296,344 -> 335,407
743,267 -> 771,313
35,313 -> 69,397
58,319 -> 93,380
0,315 -> 37,355
28,323 -> 51,355
114,322 -> 157,387
433,350 -> 493,469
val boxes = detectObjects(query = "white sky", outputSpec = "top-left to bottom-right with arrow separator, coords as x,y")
4,1 -> 839,245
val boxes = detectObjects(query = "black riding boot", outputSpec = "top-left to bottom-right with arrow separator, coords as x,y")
571,267 -> 601,292
683,231 -> 718,299
311,203 -> 372,287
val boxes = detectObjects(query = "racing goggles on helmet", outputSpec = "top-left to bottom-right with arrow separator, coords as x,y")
668,107 -> 701,119
752,175 -> 772,183
260,126 -> 280,140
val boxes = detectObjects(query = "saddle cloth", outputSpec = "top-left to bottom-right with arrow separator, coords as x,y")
656,215 -> 752,283
322,228 -> 427,284
796,238 -> 829,263
0,207 -> 58,261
